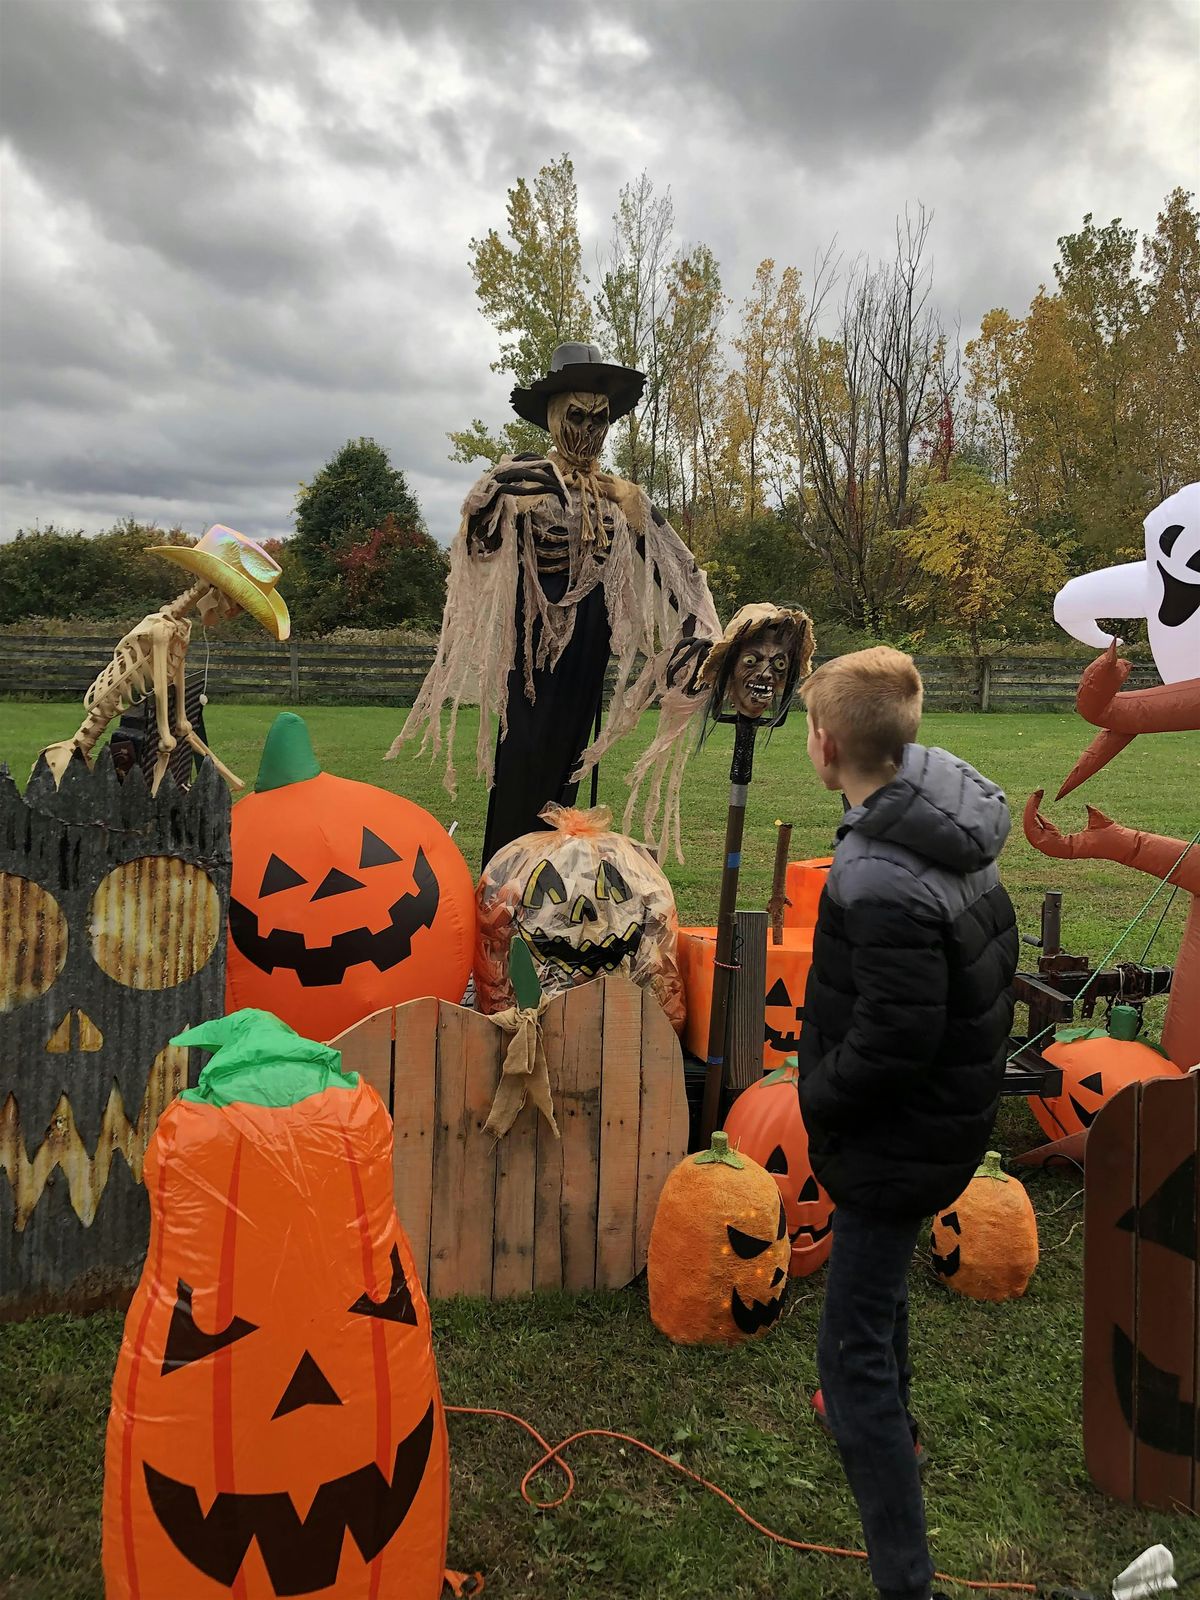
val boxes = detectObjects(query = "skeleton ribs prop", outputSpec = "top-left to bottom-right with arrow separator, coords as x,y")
388,344 -> 720,863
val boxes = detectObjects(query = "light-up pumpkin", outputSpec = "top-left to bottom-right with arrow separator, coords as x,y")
226,714 -> 474,1041
1030,1031 -> 1183,1141
930,1151 -> 1040,1301
475,803 -> 684,1032
678,926 -> 814,1068
647,1131 -> 790,1346
102,1009 -> 450,1599
723,1061 -> 833,1277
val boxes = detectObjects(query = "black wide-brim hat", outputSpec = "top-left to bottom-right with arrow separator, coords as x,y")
510,342 -> 645,431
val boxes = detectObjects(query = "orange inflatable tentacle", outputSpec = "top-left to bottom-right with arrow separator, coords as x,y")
1023,792 -> 1200,893
1162,899 -> 1200,1068
1055,730 -> 1136,799
1073,643 -> 1200,735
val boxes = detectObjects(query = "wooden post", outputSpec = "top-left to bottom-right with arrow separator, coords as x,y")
978,656 -> 992,713
288,642 -> 300,704
768,821 -> 792,945
729,909 -> 767,1097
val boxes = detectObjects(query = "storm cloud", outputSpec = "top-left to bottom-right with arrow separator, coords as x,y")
1,0 -> 1194,543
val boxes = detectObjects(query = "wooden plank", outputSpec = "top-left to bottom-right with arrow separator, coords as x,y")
454,1007 -> 501,1298
490,1055 -> 539,1299
1132,1073 -> 1198,1512
595,979 -> 642,1290
533,995 -> 566,1290
730,910 -> 768,1097
330,1006 -> 393,1113
634,985 -> 687,1271
427,1004 -> 470,1299
557,980 -> 603,1291
390,997 -> 440,1292
1083,1081 -> 1140,1504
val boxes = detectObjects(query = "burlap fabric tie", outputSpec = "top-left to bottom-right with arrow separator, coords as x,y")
483,997 -> 560,1141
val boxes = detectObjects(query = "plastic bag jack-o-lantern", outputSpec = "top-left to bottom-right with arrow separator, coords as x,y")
227,714 -> 475,1041
475,803 -> 684,1031
1031,1030 -> 1183,1141
647,1132 -> 790,1346
724,1062 -> 833,1277
102,1009 -> 450,1598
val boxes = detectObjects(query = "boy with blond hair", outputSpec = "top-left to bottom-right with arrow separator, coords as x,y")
797,647 -> 1018,1600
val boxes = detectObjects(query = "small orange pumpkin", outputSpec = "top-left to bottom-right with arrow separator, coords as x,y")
647,1131 -> 789,1346
103,1009 -> 450,1598
1031,1033 -> 1183,1141
723,1061 -> 833,1277
930,1151 -> 1039,1302
227,714 -> 475,1041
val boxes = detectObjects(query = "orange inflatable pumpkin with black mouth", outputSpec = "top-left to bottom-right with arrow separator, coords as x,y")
723,1062 -> 834,1277
1031,1031 -> 1182,1141
226,714 -> 474,1041
102,1009 -> 450,1598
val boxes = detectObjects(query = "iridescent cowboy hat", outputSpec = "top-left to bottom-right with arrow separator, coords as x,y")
510,342 -> 646,431
150,524 -> 291,640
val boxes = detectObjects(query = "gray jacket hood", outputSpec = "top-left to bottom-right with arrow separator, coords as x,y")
839,744 -> 1011,873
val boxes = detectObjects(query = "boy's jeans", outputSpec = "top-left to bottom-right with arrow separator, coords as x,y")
817,1206 -> 934,1600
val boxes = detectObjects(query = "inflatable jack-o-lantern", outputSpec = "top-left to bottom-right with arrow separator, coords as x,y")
227,714 -> 475,1041
102,1009 -> 450,1599
724,1062 -> 833,1277
647,1132 -> 789,1346
475,803 -> 684,1032
1031,1029 -> 1183,1141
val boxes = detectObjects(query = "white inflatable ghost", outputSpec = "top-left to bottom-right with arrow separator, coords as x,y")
1053,483 -> 1200,684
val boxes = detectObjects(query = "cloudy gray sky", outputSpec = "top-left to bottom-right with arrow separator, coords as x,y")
1,0 -> 1196,545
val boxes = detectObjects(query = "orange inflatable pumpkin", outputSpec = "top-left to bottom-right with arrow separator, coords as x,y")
723,1061 -> 833,1277
103,1009 -> 450,1599
930,1151 -> 1039,1301
679,926 -> 814,1068
647,1132 -> 789,1346
1031,1032 -> 1183,1141
227,714 -> 474,1041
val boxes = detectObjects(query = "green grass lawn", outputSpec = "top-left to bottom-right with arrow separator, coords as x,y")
2,702 -> 1199,1597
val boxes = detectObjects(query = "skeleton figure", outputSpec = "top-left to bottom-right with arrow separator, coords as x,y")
390,343 -> 721,863
38,526 -> 290,795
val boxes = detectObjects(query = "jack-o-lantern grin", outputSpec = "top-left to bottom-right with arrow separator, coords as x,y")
521,921 -> 642,977
143,1400 -> 436,1595
930,1208 -> 962,1278
229,842 -> 440,986
726,1204 -> 788,1335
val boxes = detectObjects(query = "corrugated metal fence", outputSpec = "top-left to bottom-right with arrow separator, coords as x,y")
0,634 -> 1163,711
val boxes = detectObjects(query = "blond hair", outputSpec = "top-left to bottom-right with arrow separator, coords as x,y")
800,647 -> 923,771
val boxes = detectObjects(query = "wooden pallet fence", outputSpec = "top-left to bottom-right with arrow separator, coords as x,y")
1083,1071 -> 1199,1513
333,975 -> 690,1299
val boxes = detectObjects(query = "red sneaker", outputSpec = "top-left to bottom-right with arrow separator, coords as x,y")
809,1389 -> 927,1469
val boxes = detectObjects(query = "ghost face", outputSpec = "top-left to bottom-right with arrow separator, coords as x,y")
727,626 -> 794,721
1146,485 -> 1200,683
547,391 -> 610,470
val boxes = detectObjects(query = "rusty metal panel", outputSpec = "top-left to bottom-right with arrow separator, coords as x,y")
0,751 -> 231,1319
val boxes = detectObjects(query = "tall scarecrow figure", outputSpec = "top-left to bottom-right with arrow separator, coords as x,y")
388,344 -> 720,864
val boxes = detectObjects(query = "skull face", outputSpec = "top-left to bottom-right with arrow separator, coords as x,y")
727,625 -> 794,721
547,390 -> 610,469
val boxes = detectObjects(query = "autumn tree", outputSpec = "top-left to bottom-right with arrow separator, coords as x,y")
450,155 -> 594,465
1138,186 -> 1200,502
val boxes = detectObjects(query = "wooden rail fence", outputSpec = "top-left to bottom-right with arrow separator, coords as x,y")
0,635 -> 1163,711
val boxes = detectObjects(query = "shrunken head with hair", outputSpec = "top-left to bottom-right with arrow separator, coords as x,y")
801,646 -> 923,792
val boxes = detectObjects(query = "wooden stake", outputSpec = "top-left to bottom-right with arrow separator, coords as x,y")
768,820 -> 792,945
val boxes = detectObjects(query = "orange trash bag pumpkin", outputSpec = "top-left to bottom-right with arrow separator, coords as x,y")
475,803 -> 685,1032
227,713 -> 475,1041
102,1009 -> 450,1599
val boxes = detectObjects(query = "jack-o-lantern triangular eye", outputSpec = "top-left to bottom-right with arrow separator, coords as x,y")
799,1175 -> 820,1202
596,860 -> 631,903
1079,1071 -> 1104,1095
161,1281 -> 258,1374
349,1245 -> 418,1325
259,854 -> 306,897
360,828 -> 401,868
312,867 -> 364,900
523,859 -> 566,910
766,978 -> 790,1006
765,1144 -> 789,1175
727,1225 -> 772,1259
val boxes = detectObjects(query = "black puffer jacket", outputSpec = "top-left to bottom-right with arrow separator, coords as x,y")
797,744 -> 1018,1218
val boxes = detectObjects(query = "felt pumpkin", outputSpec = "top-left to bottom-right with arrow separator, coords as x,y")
678,926 -> 814,1068
647,1131 -> 789,1346
475,803 -> 684,1032
102,1009 -> 450,1598
1031,1031 -> 1183,1141
227,714 -> 474,1041
723,1061 -> 833,1277
930,1151 -> 1039,1301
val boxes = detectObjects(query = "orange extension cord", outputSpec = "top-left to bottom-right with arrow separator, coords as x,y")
446,1405 -> 1038,1594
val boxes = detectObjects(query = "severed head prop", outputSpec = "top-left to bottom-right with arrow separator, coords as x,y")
547,390 -> 611,471
699,603 -> 816,727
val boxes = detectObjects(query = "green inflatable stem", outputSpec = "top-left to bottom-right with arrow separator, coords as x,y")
255,712 -> 321,793
693,1130 -> 745,1168
175,1009 -> 358,1108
